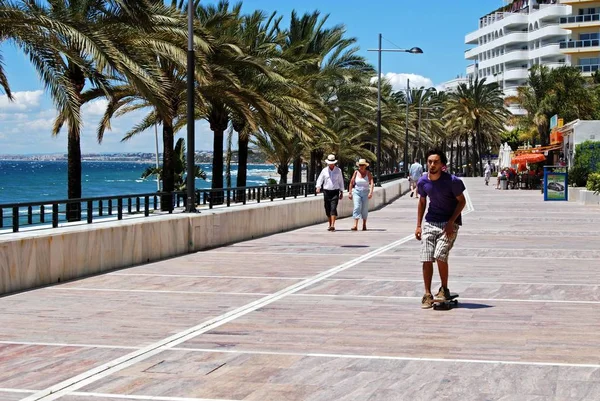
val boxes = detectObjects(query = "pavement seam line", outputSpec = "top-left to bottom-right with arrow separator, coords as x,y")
25,189 -> 474,400
167,347 -> 600,369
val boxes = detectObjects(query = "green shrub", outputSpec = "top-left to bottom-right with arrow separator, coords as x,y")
569,164 -> 590,187
574,141 -> 600,173
586,173 -> 600,194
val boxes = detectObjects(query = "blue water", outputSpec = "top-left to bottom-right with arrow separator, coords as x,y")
0,161 -> 277,204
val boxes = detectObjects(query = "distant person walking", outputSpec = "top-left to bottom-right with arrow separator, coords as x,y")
415,149 -> 467,309
316,154 -> 345,231
348,159 -> 374,231
484,161 -> 492,186
409,158 -> 423,198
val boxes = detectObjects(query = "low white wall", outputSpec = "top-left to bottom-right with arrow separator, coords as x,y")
568,187 -> 600,206
0,179 -> 409,295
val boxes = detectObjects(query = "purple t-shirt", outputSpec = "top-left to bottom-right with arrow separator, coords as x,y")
417,172 -> 466,225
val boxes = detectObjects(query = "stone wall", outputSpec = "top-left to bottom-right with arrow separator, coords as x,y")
0,179 -> 409,295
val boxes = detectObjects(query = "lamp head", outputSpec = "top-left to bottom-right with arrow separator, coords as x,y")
408,47 -> 423,54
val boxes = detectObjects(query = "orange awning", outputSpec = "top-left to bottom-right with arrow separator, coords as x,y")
511,153 -> 546,164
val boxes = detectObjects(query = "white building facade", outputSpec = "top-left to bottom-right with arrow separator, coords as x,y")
464,0 -> 571,115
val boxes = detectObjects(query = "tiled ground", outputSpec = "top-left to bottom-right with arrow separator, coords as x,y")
2,178 -> 600,401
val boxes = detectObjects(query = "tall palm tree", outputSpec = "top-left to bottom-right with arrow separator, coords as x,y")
193,1 -> 275,191
3,0 -> 166,219
279,10 -> 373,183
445,77 -> 508,176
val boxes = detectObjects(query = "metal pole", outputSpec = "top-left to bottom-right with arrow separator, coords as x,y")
403,78 -> 410,174
417,95 -> 422,164
186,0 -> 196,212
154,121 -> 160,191
376,33 -> 382,186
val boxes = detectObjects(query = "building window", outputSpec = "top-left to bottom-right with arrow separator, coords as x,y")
579,57 -> 600,65
580,33 -> 600,41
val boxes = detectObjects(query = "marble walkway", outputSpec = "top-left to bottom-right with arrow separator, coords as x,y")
1,178 -> 599,401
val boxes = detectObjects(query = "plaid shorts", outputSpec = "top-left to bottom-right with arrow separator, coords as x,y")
420,221 -> 460,263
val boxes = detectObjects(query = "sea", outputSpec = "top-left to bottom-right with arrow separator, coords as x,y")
0,160 -> 277,204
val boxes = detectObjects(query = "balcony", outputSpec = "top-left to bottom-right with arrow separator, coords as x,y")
529,43 -> 562,58
559,39 -> 600,53
560,13 -> 600,28
503,67 -> 530,80
465,13 -> 529,44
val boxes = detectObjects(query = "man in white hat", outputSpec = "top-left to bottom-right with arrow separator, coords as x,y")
316,154 -> 345,231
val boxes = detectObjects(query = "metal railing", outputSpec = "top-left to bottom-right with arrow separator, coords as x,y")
560,14 -> 600,24
560,39 -> 600,49
1,174 -> 406,234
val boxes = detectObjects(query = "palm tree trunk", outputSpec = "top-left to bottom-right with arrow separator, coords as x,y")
476,122 -> 485,176
66,66 -> 84,221
278,164 -> 288,185
471,133 -> 479,177
464,134 -> 470,176
308,150 -> 316,182
292,156 -> 302,183
456,139 -> 463,173
209,107 -> 228,193
161,120 -> 175,211
66,124 -> 82,221
450,141 -> 454,174
236,133 -> 249,188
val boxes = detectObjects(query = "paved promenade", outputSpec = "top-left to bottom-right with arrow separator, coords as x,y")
1,178 -> 599,401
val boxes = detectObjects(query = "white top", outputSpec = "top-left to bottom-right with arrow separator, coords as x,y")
316,166 -> 344,191
353,171 -> 370,190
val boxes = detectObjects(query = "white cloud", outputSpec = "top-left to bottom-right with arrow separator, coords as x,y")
372,72 -> 434,92
0,90 -> 44,111
81,99 -> 109,116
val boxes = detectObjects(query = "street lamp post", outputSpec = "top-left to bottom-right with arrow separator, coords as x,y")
185,0 -> 196,212
368,34 -> 422,185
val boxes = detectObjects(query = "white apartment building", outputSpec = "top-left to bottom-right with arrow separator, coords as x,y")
437,76 -> 469,93
464,0 -> 571,115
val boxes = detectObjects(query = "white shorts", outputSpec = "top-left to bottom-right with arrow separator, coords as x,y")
420,221 -> 459,263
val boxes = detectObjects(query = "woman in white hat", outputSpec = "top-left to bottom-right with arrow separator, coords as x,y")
348,159 -> 374,231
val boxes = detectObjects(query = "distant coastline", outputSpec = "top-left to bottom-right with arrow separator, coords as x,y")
0,151 -> 270,165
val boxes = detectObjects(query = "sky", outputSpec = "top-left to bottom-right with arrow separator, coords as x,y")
0,0 -> 505,155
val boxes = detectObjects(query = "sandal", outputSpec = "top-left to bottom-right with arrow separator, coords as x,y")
362,227 -> 367,231
351,227 -> 358,231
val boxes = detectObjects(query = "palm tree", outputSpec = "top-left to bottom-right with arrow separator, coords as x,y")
504,65 -> 554,147
445,77 -> 509,176
506,65 -> 599,148
278,11 -> 373,183
194,1 -> 275,191
141,137 -> 206,191
3,0 -> 166,219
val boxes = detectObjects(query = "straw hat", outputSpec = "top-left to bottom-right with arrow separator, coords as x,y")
356,158 -> 370,167
325,154 -> 338,164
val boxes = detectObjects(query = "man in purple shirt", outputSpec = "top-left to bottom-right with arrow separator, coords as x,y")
415,149 -> 466,309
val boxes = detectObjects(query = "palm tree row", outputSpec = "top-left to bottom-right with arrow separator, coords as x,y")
505,65 -> 600,148
1,0 -> 511,212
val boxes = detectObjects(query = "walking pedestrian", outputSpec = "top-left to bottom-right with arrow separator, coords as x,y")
484,161 -> 492,186
316,154 -> 345,231
409,158 -> 423,199
415,149 -> 467,309
348,159 -> 374,231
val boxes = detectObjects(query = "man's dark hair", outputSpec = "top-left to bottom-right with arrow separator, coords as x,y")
425,149 -> 447,165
